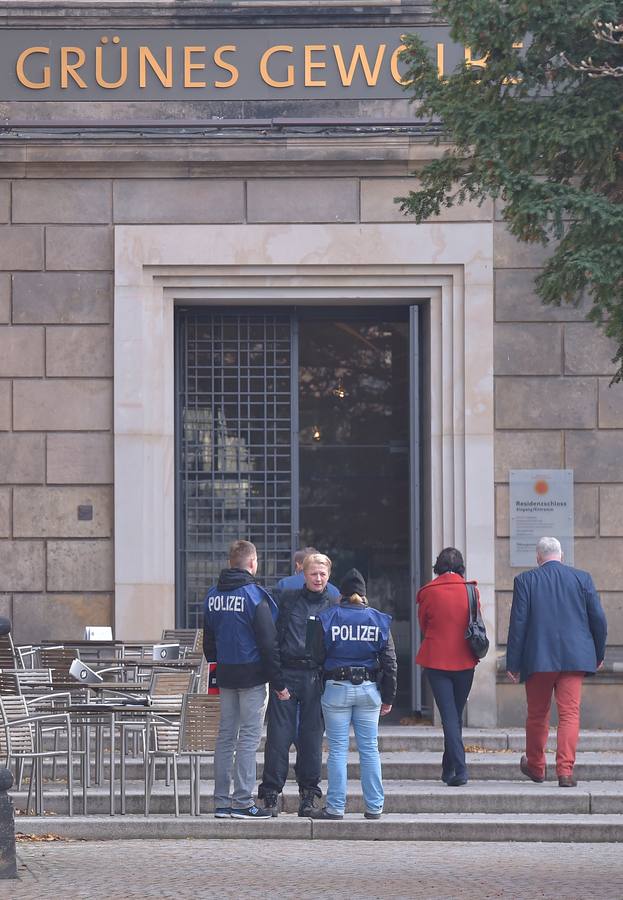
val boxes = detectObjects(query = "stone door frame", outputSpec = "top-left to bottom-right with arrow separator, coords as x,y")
113,222 -> 496,723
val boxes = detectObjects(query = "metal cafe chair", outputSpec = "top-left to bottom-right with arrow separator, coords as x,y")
161,629 -> 200,654
0,694 -> 74,815
145,693 -> 220,817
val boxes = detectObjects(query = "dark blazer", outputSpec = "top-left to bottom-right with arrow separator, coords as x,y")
506,560 -> 607,682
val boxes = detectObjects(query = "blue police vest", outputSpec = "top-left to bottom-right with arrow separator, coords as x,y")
318,603 -> 392,670
203,583 -> 278,666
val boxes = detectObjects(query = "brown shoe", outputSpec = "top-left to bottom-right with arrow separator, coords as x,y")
520,754 -> 546,783
558,774 -> 578,787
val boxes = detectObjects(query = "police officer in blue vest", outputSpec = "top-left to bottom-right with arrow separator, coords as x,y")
307,568 -> 397,819
203,539 -> 284,819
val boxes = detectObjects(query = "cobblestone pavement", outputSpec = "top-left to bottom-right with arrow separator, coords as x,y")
10,839 -> 623,899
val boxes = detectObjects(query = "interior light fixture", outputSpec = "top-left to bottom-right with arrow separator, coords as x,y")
331,380 -> 348,400
312,425 -> 321,441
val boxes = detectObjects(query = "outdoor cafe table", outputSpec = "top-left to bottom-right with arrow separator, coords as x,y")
66,702 -> 181,816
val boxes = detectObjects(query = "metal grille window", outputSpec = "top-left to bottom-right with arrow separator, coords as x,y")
176,310 -> 293,628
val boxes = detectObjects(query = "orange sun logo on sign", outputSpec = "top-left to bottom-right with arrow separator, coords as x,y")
534,480 -> 549,495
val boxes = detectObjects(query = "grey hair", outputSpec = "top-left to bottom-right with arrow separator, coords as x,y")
536,536 -> 562,557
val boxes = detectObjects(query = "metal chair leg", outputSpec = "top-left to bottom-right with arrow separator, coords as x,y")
195,756 -> 201,816
67,744 -> 73,817
173,755 -> 179,818
26,758 -> 35,815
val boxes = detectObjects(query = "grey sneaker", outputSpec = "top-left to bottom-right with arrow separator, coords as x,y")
231,805 -> 273,820
364,810 -> 382,820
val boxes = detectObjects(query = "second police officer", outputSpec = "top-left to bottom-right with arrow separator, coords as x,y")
307,568 -> 397,819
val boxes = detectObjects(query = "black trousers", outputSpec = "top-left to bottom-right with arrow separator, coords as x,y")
425,667 -> 475,781
259,668 -> 324,797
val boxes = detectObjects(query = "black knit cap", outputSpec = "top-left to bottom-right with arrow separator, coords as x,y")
339,568 -> 367,598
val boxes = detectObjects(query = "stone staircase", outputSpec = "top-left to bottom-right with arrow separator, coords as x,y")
11,727 -> 623,841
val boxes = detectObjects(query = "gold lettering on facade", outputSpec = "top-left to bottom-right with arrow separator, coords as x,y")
214,45 -> 239,88
436,43 -> 444,78
95,43 -> 128,89
259,45 -> 294,88
464,47 -> 488,69
16,47 -> 51,89
184,46 -> 207,88
333,43 -> 386,86
390,45 -> 408,84
139,46 -> 173,88
60,47 -> 87,89
304,45 -> 327,87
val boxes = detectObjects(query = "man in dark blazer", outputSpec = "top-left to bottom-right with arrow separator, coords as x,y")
506,536 -> 607,787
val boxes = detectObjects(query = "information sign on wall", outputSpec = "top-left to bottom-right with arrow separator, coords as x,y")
509,470 -> 574,567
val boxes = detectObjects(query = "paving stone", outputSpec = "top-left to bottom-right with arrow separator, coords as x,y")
566,430 -> 623,482
12,180 -> 111,224
113,179 -> 244,223
495,269 -> 590,322
13,486 -> 113,538
0,433 -> 45,482
494,224 -> 556,268
598,378 -> 623,428
495,377 -> 597,429
0,487 -> 9,537
45,226 -> 113,270
47,432 -> 113,484
494,323 -> 562,375
47,539 -> 114,591
599,484 -> 623,536
0,380 -> 9,431
46,325 -> 113,377
13,379 -> 112,430
0,539 -> 44,591
0,273 -> 9,323
0,325 -> 44,376
10,838 -> 623,899
0,225 -> 43,270
12,272 -> 112,324
247,178 -> 358,223
11,592 -> 113,644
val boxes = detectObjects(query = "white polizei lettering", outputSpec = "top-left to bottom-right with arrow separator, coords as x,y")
330,623 -> 380,642
208,594 -> 245,612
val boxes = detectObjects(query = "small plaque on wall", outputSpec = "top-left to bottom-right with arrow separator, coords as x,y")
509,469 -> 574,567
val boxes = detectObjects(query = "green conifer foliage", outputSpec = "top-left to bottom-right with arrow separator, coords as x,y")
398,1 -> 623,379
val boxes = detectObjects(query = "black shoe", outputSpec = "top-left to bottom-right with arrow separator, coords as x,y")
309,807 -> 343,820
263,790 -> 279,817
441,771 -> 454,785
231,805 -> 273,820
364,810 -> 382,819
558,774 -> 578,787
446,775 -> 468,787
298,788 -> 319,817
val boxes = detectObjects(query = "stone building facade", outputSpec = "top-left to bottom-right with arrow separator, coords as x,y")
0,0 -> 621,726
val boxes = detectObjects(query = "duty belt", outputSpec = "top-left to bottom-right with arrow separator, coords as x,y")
324,666 -> 378,685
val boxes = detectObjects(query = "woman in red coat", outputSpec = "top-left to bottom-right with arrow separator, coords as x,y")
416,547 -> 479,786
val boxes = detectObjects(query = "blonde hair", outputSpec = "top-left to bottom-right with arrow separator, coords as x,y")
229,539 -> 257,569
302,552 -> 332,573
345,593 -> 367,606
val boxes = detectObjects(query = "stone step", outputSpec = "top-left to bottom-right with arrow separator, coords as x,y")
15,812 -> 623,843
13,779 -> 623,816
39,727 -> 623,754
32,749 -> 623,783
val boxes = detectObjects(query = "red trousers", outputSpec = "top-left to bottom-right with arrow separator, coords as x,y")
525,671 -> 585,778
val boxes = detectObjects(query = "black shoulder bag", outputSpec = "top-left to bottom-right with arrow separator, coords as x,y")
465,583 -> 489,659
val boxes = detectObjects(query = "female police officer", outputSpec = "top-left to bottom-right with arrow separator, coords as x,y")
306,568 -> 397,819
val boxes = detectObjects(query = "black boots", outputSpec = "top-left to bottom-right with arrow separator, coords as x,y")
262,790 -> 279,817
298,788 -> 319,817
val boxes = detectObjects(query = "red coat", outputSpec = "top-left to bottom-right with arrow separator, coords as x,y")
415,573 -> 479,670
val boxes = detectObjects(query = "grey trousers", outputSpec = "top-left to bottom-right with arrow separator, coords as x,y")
213,683 -> 268,810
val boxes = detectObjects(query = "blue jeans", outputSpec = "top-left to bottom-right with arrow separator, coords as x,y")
321,680 -> 383,816
425,668 -> 474,782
